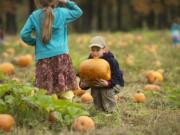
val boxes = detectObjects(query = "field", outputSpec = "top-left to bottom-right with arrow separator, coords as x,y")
0,30 -> 180,135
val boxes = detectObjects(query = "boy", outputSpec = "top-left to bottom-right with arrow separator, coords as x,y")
80,36 -> 124,113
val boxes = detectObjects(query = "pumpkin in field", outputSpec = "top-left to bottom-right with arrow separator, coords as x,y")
125,54 -> 134,66
79,59 -> 111,81
144,84 -> 161,91
81,93 -> 93,104
73,116 -> 95,132
145,70 -> 163,83
73,89 -> 86,97
0,114 -> 15,132
15,54 -> 33,67
133,91 -> 145,103
5,48 -> 15,56
0,63 -> 15,75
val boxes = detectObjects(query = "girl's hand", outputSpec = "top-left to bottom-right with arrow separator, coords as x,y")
59,0 -> 68,4
93,79 -> 109,87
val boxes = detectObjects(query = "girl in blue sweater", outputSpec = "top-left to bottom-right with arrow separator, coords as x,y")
20,0 -> 83,98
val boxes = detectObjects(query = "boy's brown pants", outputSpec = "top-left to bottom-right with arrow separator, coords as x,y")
91,85 -> 122,112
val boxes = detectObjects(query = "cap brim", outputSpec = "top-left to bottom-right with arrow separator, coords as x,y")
89,44 -> 104,48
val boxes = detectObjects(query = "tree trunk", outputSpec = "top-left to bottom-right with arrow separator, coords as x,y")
29,0 -> 35,14
0,16 -> 4,39
5,12 -> 17,35
97,0 -> 103,31
117,0 -> 122,30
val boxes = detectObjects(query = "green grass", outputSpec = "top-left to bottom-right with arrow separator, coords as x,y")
0,30 -> 180,135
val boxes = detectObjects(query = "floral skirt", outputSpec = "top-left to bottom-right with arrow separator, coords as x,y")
35,54 -> 78,94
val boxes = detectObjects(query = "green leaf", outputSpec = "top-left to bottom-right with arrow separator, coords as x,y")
0,99 -> 6,113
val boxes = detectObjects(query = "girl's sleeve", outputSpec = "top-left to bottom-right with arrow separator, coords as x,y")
61,1 -> 83,24
20,15 -> 36,46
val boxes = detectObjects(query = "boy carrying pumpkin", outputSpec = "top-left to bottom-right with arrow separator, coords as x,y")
79,36 -> 124,113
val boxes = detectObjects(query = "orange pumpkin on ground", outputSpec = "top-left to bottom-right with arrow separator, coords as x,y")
0,114 -> 15,132
81,93 -> 93,104
144,84 -> 161,91
79,59 -> 111,81
73,116 -> 95,132
5,48 -> 15,56
125,54 -> 134,66
15,54 -> 33,67
73,89 -> 86,97
133,91 -> 145,103
145,70 -> 163,83
0,63 -> 15,75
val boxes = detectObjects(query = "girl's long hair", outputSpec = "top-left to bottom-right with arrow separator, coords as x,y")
34,0 -> 58,44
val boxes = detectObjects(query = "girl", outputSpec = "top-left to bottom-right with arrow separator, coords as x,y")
20,0 -> 83,99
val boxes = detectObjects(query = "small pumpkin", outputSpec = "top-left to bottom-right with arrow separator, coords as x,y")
0,114 -> 15,132
73,116 -> 95,132
145,70 -> 163,83
144,84 -> 161,91
133,91 -> 145,103
73,89 -> 86,97
125,54 -> 134,66
0,63 -> 15,75
5,48 -> 15,56
81,93 -> 93,104
79,59 -> 111,81
15,54 -> 33,67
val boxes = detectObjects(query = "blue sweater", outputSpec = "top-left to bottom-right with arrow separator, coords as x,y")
20,1 -> 83,61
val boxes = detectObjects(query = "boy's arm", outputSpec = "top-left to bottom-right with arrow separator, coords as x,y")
107,58 -> 124,87
79,80 -> 90,90
20,15 -> 36,46
61,0 -> 83,24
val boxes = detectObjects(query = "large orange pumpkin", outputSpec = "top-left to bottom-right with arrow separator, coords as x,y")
0,114 -> 15,132
15,54 -> 33,67
0,63 -> 15,75
73,116 -> 95,132
79,59 -> 111,81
